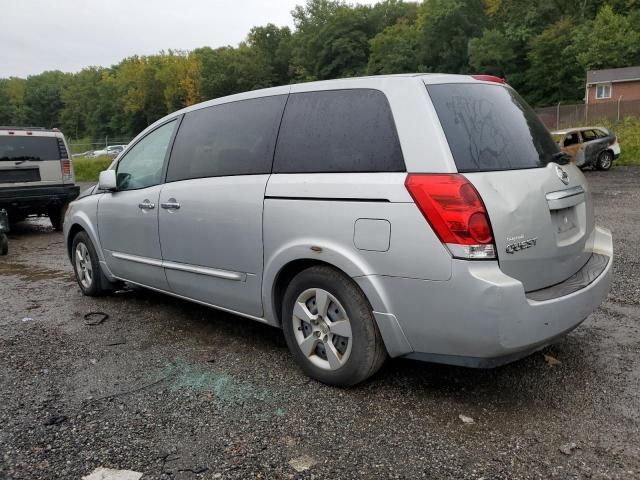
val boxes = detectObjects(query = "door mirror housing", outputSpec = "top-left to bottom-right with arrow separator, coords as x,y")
98,169 -> 117,191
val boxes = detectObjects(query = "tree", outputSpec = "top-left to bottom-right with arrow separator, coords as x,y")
195,44 -> 273,101
526,18 -> 584,106
368,22 -> 420,74
574,4 -> 640,70
416,0 -> 486,73
24,71 -> 69,128
468,29 -> 516,77
247,24 -> 293,85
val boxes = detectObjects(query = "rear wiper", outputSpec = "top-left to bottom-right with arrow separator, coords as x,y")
552,151 -> 571,165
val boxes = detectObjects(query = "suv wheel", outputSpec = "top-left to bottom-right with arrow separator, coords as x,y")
71,231 -> 114,296
596,150 -> 613,171
282,265 -> 387,386
0,234 -> 8,255
48,204 -> 68,231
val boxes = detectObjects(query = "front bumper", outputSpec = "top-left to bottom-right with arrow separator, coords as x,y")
0,184 -> 80,211
357,226 -> 613,367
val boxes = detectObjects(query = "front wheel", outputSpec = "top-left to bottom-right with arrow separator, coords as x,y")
282,265 -> 387,386
71,231 -> 114,296
596,150 -> 613,171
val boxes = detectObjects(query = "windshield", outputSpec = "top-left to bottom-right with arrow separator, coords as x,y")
0,136 -> 61,161
426,83 -> 559,172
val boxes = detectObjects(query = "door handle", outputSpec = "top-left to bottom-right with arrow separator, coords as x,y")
160,200 -> 180,210
138,200 -> 155,210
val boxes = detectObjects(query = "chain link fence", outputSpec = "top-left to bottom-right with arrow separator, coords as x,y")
68,137 -> 133,156
536,98 -> 640,130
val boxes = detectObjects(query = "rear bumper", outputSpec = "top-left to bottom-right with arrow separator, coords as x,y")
356,226 -> 613,367
0,184 -> 80,211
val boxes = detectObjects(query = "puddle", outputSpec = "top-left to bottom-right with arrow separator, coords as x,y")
0,261 -> 72,282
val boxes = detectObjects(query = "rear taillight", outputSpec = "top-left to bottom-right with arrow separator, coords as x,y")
61,159 -> 73,181
405,174 -> 496,260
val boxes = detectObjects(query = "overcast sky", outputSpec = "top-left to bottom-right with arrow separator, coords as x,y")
1,0 -> 379,78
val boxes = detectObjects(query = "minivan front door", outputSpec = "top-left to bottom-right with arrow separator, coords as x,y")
98,119 -> 177,290
157,94 -> 288,317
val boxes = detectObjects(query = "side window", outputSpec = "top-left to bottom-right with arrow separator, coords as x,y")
166,95 -> 287,182
595,129 -> 609,139
273,89 -> 405,173
116,120 -> 176,191
582,130 -> 597,142
564,133 -> 580,147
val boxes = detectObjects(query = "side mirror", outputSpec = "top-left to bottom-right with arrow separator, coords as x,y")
98,170 -> 117,191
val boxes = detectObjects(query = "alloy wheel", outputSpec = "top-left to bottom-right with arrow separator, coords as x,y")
74,242 -> 93,289
292,288 -> 353,370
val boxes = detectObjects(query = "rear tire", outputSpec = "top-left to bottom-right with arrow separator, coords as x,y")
596,150 -> 613,171
281,265 -> 387,386
49,204 -> 68,231
71,231 -> 114,296
0,234 -> 8,255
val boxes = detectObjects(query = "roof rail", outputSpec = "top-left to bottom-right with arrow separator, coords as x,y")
0,126 -> 47,131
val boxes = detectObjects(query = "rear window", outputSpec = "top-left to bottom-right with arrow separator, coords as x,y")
426,83 -> 559,172
273,89 -> 405,173
0,136 -> 61,161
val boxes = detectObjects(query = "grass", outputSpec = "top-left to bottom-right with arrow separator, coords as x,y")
607,118 -> 640,166
72,156 -> 113,182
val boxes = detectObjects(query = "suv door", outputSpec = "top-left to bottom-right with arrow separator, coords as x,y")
581,129 -> 610,167
97,119 -> 177,290
562,132 -> 584,166
158,94 -> 287,317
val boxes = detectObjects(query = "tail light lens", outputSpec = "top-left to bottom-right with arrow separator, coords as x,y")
61,159 -> 73,181
405,174 -> 496,260
471,74 -> 506,84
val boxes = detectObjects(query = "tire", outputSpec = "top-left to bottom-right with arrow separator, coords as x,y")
0,234 -> 8,256
596,150 -> 613,171
281,265 -> 387,386
71,231 -> 114,296
48,204 -> 68,231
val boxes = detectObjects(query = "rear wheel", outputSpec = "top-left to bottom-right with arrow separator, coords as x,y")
71,231 -> 114,296
596,150 -> 613,171
282,265 -> 386,386
0,234 -> 8,255
48,204 -> 68,231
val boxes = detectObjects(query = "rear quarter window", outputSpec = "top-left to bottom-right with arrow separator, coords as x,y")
0,136 -> 61,161
273,89 -> 405,173
426,83 -> 559,172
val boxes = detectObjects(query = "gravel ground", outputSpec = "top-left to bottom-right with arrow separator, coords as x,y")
1,170 -> 639,480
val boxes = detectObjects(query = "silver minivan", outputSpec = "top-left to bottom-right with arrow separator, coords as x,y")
64,74 -> 613,386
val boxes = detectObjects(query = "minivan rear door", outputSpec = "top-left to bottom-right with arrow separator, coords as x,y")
0,132 -> 65,187
426,81 -> 594,292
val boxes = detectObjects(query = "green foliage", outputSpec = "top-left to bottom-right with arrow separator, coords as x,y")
574,4 -> 640,70
368,22 -> 420,74
72,156 -> 114,182
526,18 -> 584,105
608,117 -> 640,166
468,29 -> 515,77
417,0 -> 486,73
1,0 -> 640,144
